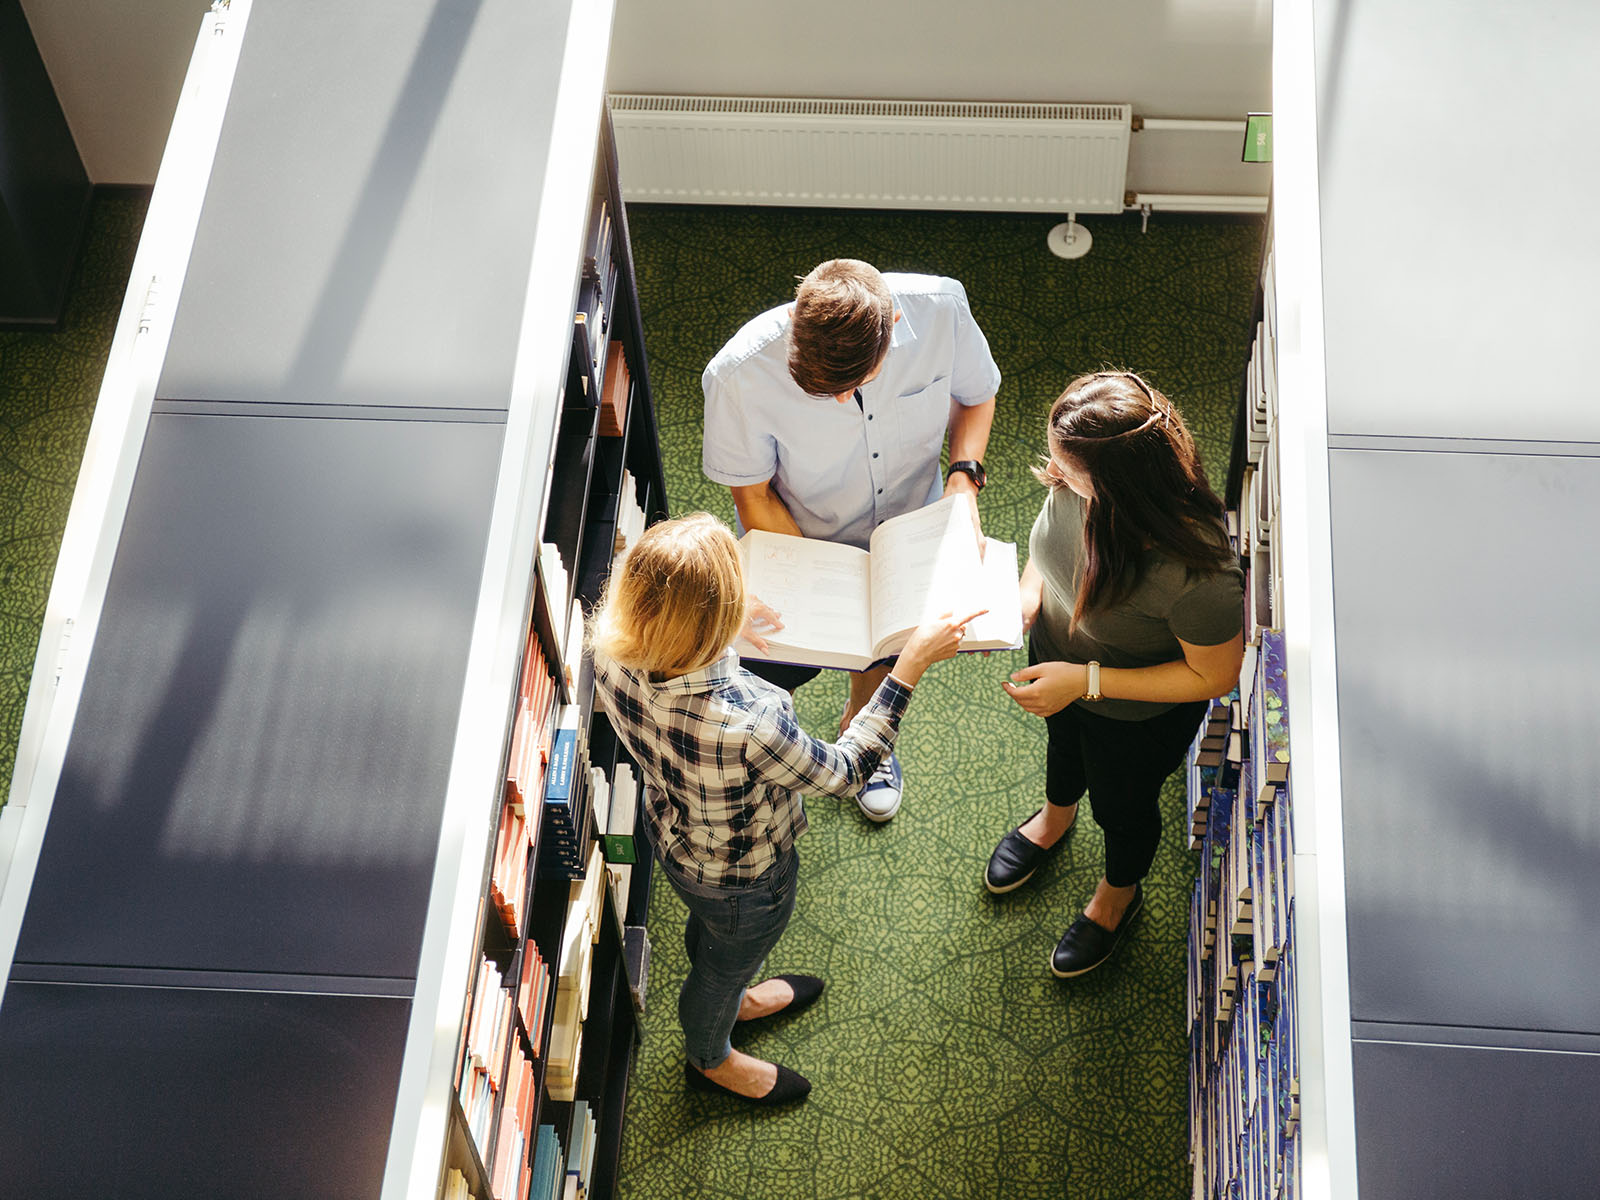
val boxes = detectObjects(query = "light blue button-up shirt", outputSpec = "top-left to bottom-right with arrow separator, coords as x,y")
701,273 -> 1001,550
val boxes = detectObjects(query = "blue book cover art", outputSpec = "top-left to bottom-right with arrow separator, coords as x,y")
1257,628 -> 1290,772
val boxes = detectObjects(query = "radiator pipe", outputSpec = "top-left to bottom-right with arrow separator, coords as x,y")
1126,192 -> 1269,232
1131,117 -> 1249,134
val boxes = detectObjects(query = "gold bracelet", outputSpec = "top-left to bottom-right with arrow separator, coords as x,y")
1083,660 -> 1103,702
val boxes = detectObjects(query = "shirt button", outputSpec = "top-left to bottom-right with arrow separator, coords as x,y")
877,488 -> 883,494
872,452 -> 879,459
868,414 -> 874,420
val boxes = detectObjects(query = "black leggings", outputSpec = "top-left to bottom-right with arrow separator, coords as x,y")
1040,660 -> 1207,887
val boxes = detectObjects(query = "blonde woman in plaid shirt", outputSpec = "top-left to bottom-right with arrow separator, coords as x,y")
590,513 -> 979,1105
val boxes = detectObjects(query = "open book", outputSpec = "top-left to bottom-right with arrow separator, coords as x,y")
734,494 -> 1024,671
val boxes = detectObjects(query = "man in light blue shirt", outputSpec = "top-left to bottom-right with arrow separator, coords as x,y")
702,259 -> 1000,822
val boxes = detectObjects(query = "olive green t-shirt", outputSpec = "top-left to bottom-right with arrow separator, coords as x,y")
1029,485 -> 1244,721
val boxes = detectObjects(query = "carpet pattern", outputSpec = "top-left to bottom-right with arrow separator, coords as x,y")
0,189 -> 148,804
614,205 -> 1262,1200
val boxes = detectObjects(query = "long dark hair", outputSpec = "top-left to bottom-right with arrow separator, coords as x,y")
1033,371 -> 1231,628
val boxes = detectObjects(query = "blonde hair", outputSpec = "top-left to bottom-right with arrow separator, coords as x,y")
588,512 -> 747,676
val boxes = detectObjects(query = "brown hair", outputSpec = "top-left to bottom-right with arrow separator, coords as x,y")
588,513 -> 747,676
787,259 -> 895,396
1034,371 -> 1232,628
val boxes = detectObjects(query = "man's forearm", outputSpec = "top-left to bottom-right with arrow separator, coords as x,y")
730,481 -> 804,537
947,396 -> 996,464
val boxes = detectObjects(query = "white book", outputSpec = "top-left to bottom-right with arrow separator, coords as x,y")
734,495 -> 1022,672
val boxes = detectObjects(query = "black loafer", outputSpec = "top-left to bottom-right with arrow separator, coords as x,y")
1049,885 -> 1143,978
737,974 -> 825,1024
984,810 -> 1069,894
685,1059 -> 812,1106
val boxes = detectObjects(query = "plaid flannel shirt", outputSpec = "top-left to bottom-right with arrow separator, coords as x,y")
592,648 -> 912,888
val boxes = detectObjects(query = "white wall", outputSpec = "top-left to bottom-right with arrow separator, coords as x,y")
608,0 -> 1272,197
21,0 -> 1271,195
21,0 -> 212,185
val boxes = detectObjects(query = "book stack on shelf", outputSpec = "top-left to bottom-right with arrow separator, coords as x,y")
1237,245 -> 1282,642
528,1124 -> 568,1200
572,185 -> 619,415
458,956 -> 514,1160
1186,700 -> 1233,850
548,844 -> 608,1101
1186,236 -> 1300,1200
443,1167 -> 478,1200
567,1100 -> 599,1199
613,471 -> 647,560
541,706 -> 594,879
600,342 -> 631,438
622,924 -> 651,1017
596,761 -> 638,925
490,1042 -> 538,1200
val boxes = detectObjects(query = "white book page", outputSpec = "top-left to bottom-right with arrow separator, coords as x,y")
964,539 -> 1024,649
866,495 -> 983,653
736,530 -> 874,663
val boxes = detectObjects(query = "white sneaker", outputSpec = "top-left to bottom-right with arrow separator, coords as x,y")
857,754 -> 903,823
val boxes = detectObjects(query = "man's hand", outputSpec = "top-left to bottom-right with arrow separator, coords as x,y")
740,595 -> 784,654
1001,661 -> 1087,718
943,474 -> 985,559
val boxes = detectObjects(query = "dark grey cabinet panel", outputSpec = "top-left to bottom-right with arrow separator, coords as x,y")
0,0 -> 92,328
1353,1037 -> 1600,1200
0,981 -> 409,1198
156,0 -> 572,410
1314,0 -> 1600,442
14,411 -> 502,979
1329,447 -> 1600,1035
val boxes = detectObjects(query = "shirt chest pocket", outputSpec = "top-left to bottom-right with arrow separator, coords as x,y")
890,375 -> 952,465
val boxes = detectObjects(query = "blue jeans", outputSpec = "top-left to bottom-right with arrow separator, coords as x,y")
656,846 -> 800,1071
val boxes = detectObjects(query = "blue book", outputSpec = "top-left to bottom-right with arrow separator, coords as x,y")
544,727 -> 578,809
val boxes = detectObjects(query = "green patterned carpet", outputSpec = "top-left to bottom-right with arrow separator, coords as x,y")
616,206 -> 1261,1200
0,196 -> 1260,1199
0,189 -> 148,805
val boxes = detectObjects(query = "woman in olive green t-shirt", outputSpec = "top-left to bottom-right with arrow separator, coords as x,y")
985,372 -> 1244,979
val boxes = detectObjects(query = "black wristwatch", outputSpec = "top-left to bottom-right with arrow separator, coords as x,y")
946,460 -> 987,491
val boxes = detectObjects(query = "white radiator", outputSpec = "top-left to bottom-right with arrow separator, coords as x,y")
608,95 -> 1132,213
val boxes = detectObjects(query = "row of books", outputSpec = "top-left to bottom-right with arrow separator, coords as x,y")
507,626 -> 559,815
537,542 -> 586,691
599,341 -> 631,439
567,1100 -> 599,1199
594,761 -> 639,922
612,471 -> 647,563
489,1042 -> 538,1200
540,706 -> 591,878
572,208 -> 619,414
1187,242 -> 1302,1200
1237,245 -> 1283,639
1186,638 -> 1302,1200
528,1124 -> 570,1200
458,956 -> 513,1160
549,844 -> 608,1101
519,940 -> 552,1060
442,1168 -> 478,1200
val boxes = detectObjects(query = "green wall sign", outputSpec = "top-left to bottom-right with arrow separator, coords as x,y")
1243,113 -> 1272,163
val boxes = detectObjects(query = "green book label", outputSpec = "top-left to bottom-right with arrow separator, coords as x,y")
602,834 -> 637,864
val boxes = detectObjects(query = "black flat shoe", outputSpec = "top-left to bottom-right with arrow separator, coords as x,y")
985,809 -> 1070,894
685,1060 -> 812,1106
1049,885 -> 1143,978
737,974 -> 825,1024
